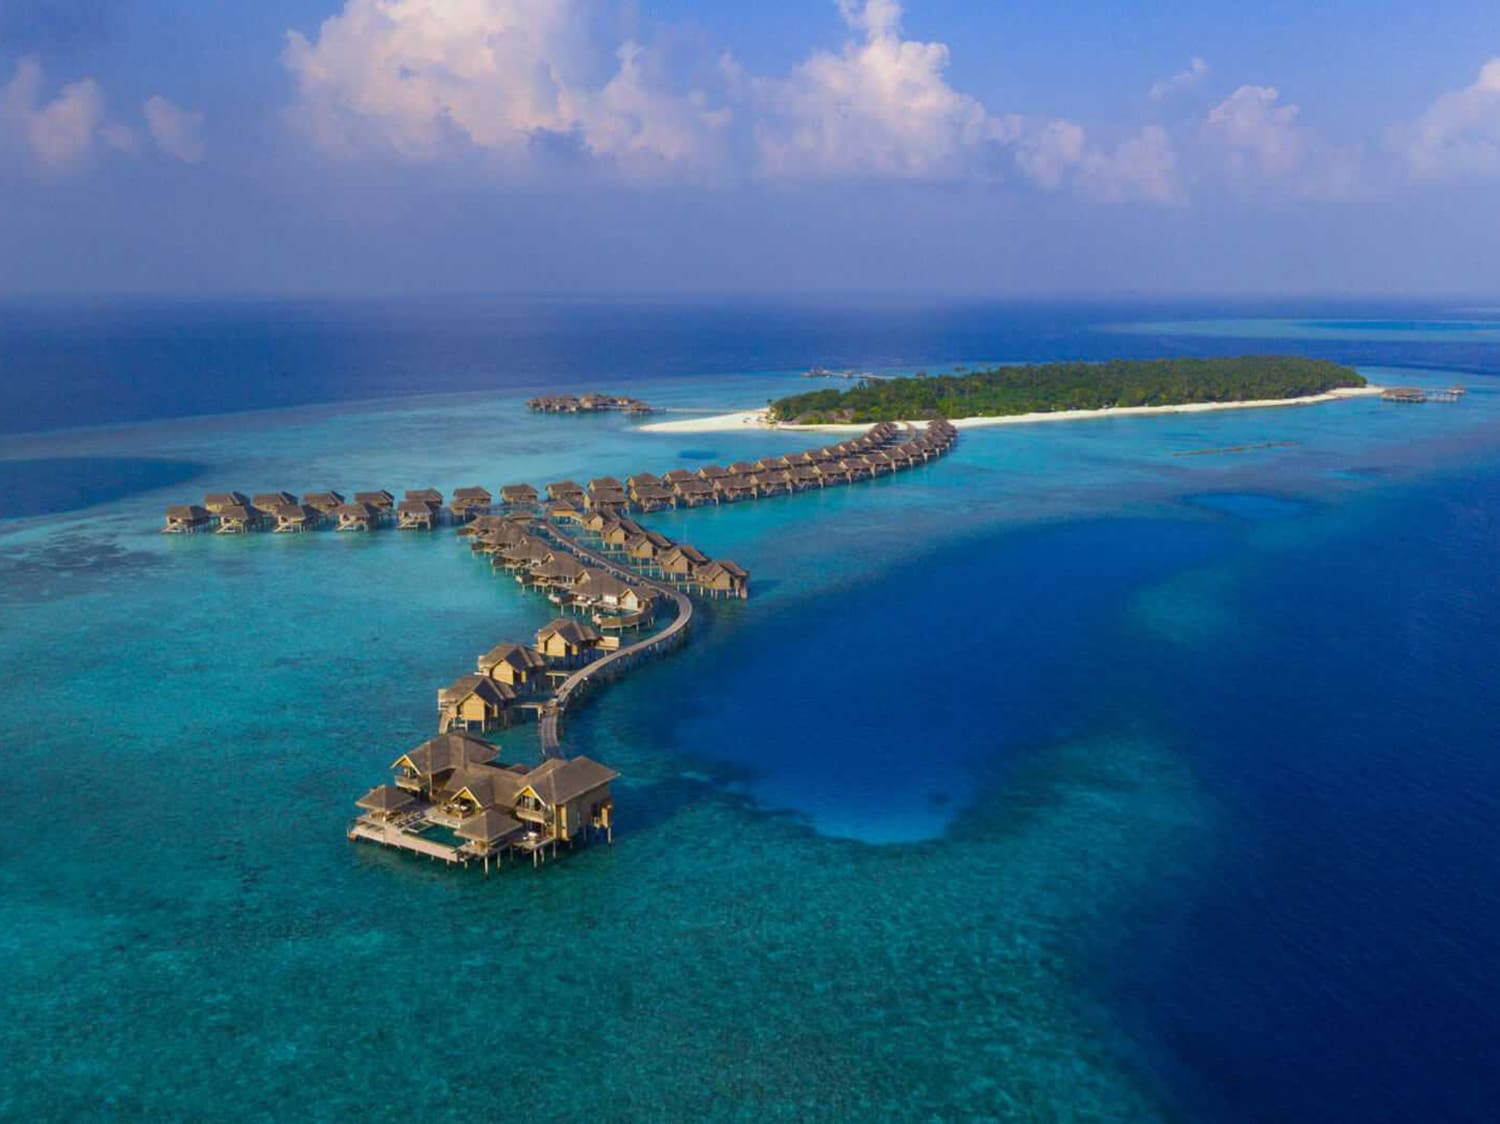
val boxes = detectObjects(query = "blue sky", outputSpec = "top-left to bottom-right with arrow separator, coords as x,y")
2,0 -> 1500,296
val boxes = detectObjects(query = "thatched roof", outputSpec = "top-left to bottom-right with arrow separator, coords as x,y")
537,618 -> 603,646
456,808 -> 523,844
440,674 -> 516,709
478,642 -> 548,675
394,732 -> 498,776
440,765 -> 526,810
523,756 -> 619,806
356,784 -> 415,813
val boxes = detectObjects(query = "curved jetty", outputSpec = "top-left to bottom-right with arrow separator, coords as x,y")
164,418 -> 958,872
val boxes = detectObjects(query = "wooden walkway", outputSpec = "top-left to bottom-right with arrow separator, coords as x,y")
348,819 -> 465,863
530,523 -> 694,757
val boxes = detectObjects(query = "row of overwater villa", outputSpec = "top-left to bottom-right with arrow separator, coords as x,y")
159,417 -> 957,876
526,392 -> 655,414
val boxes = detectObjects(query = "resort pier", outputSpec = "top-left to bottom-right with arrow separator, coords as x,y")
164,418 -> 957,875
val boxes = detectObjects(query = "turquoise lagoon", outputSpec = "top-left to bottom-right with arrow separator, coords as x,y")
3,358 -> 1500,1120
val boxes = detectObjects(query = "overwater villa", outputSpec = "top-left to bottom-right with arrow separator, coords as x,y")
163,504 -> 211,533
304,490 -> 345,514
632,484 -> 677,512
352,732 -> 619,872
586,486 -> 628,511
536,617 -> 604,665
477,641 -> 549,691
215,504 -> 257,534
695,559 -> 750,599
599,518 -> 644,549
471,521 -> 530,554
252,492 -> 297,519
396,498 -> 437,530
438,673 -> 516,732
204,491 -> 250,514
624,529 -> 674,564
499,538 -> 554,569
658,543 -> 709,579
354,490 -> 395,513
501,483 -> 539,507
529,555 -> 589,589
574,570 -> 652,614
272,503 -> 319,533
546,480 -> 586,506
450,486 -> 492,519
672,478 -> 717,506
335,501 -> 381,531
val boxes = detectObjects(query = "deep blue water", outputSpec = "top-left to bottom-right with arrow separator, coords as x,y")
2,299 -> 1500,1120
6,295 -> 1500,436
1112,472 -> 1500,1123
0,457 -> 204,517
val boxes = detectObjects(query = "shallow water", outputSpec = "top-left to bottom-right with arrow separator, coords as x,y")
3,305 -> 1500,1120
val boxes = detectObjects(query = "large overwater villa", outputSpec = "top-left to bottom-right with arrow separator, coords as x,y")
350,731 -> 618,871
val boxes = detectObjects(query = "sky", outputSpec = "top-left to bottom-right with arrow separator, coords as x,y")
2,0 -> 1500,297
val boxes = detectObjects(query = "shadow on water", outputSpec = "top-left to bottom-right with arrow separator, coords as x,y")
0,457 -> 205,518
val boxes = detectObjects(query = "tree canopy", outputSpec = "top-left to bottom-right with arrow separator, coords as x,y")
768,356 -> 1365,424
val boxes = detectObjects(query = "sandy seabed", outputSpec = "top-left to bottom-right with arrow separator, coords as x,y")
636,386 -> 1385,435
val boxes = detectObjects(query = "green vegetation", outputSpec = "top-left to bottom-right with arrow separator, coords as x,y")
769,356 -> 1366,424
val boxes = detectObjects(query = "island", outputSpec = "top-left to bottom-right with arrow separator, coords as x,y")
768,356 -> 1368,424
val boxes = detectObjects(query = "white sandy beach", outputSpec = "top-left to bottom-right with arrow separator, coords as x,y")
636,386 -> 1385,435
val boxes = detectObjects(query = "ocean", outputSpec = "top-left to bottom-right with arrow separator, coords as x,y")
1,298 -> 1498,1121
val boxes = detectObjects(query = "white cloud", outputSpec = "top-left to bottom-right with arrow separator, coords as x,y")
282,0 -> 729,173
1203,84 -> 1308,177
1395,58 -> 1500,180
1201,83 -> 1365,199
1014,119 -> 1084,188
144,95 -> 205,163
1148,57 -> 1208,101
275,0 -> 1181,205
1,56 -> 106,167
754,0 -> 1014,178
1078,125 -> 1181,203
101,122 -> 139,154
